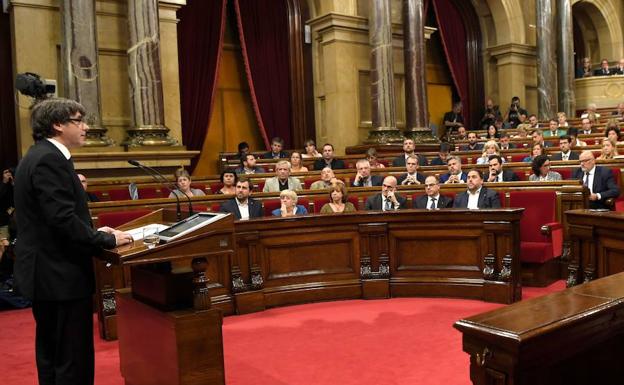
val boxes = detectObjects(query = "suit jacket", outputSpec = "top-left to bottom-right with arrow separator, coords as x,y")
351,175 -> 384,187
396,172 -> 426,185
594,68 -> 612,76
429,157 -> 448,166
392,154 -> 428,167
550,151 -> 579,161
413,194 -> 453,209
613,66 -> 624,75
459,143 -> 484,151
234,166 -> 266,175
489,169 -> 520,182
440,172 -> 468,184
14,140 -> 116,301
313,158 -> 346,170
263,150 -> 289,159
453,187 -> 501,209
219,198 -> 264,220
571,166 -> 621,209
263,176 -> 303,192
364,193 -> 408,211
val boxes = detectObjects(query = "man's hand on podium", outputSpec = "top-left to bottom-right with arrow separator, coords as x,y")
99,226 -> 134,246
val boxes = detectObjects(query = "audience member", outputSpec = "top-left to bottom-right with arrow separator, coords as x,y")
479,98 -> 500,130
613,58 -> 624,75
219,179 -> 263,220
364,176 -> 407,211
576,57 -> 593,78
263,160 -> 303,192
290,151 -> 308,172
310,167 -> 337,190
77,173 -> 99,202
455,125 -> 467,140
365,148 -> 386,168
397,155 -> 426,185
487,155 -> 519,182
235,154 -> 266,175
453,169 -> 501,209
557,112 -> 569,127
612,102 -> 624,119
272,189 -> 308,217
543,118 -> 566,138
413,175 -> 453,209
571,151 -> 620,209
440,156 -> 467,184
476,140 -> 502,165
605,124 -> 622,144
429,142 -> 451,166
0,168 -> 15,240
460,132 -> 483,151
217,170 -> 237,194
528,114 -> 540,129
522,143 -> 545,163
581,103 -> 601,121
580,117 -> 596,135
483,125 -> 500,140
320,182 -> 357,214
169,168 -> 205,198
314,143 -> 345,170
302,139 -> 321,158
529,155 -> 562,181
550,135 -> 579,161
351,159 -> 383,187
392,138 -> 428,166
443,101 -> 464,135
513,124 -> 529,139
531,129 -> 550,147
504,96 -> 527,128
264,137 -> 289,159
499,133 -> 515,150
597,138 -> 619,160
567,127 -> 587,147
236,141 -> 249,159
594,58 -> 612,76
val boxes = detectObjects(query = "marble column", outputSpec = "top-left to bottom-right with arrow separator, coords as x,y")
557,0 -> 575,116
403,0 -> 437,143
536,0 -> 557,120
366,0 -> 402,144
60,0 -> 113,146
125,0 -> 177,146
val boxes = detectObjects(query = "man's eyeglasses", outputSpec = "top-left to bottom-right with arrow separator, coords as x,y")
66,117 -> 85,125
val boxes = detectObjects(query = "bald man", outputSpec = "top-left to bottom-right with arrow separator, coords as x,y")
364,176 -> 408,211
571,151 -> 620,209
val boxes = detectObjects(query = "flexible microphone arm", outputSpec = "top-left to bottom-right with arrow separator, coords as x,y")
127,160 -> 188,221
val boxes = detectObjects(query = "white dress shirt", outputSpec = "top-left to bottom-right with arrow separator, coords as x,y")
47,138 -> 71,160
382,195 -> 397,211
236,199 -> 250,220
427,194 -> 441,210
467,189 -> 481,210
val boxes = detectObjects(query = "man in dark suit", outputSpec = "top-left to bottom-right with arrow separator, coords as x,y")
487,155 -> 519,182
314,143 -> 345,170
397,155 -> 426,185
414,175 -> 453,209
460,132 -> 484,151
571,151 -> 620,209
351,159 -> 383,187
613,58 -> 624,75
440,155 -> 468,184
14,98 -> 133,385
429,142 -> 451,166
220,179 -> 264,220
263,137 -> 289,159
550,135 -> 580,161
453,169 -> 502,209
499,133 -> 515,151
364,176 -> 407,211
443,101 -> 464,136
594,59 -> 612,76
392,138 -> 428,166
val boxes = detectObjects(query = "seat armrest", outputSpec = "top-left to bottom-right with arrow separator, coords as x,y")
541,222 -> 562,236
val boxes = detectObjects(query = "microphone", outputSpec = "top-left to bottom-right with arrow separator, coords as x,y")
127,160 -> 194,220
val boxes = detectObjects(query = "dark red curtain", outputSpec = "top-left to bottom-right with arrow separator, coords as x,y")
177,0 -> 227,171
0,12 -> 18,169
234,0 -> 292,149
431,0 -> 471,127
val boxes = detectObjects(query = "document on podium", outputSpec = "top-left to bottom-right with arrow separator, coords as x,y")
124,224 -> 169,241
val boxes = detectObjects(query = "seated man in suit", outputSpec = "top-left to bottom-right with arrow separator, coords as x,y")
499,133 -> 515,151
392,138 -> 428,166
487,155 -> 519,182
571,151 -> 620,210
414,175 -> 453,209
440,155 -> 467,184
310,167 -> 336,190
77,174 -> 99,202
429,142 -> 451,166
460,132 -> 484,151
364,176 -> 407,211
543,118 -> 566,138
314,143 -> 346,170
612,58 -> 624,75
263,137 -> 289,159
351,159 -> 383,187
263,160 -> 303,192
580,118 -> 596,135
453,169 -> 501,209
234,154 -> 266,175
219,179 -> 263,220
550,135 -> 579,161
397,155 -> 426,185
531,129 -> 550,148
594,58 -> 612,76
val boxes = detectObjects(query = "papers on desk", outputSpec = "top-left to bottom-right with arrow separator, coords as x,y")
125,224 -> 169,241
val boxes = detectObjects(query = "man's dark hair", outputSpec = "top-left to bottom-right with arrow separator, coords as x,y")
439,142 -> 451,153
531,154 -> 550,176
322,143 -> 334,150
30,98 -> 86,141
468,168 -> 483,180
237,141 -> 249,153
271,137 -> 284,146
567,127 -> 579,136
500,133 -> 510,139
559,134 -> 571,142
237,177 -> 254,191
488,154 -> 503,165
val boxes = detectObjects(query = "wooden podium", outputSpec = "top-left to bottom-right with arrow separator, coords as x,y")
98,208 -> 234,385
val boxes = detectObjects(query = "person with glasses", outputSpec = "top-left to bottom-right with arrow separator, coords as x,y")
13,98 -> 134,385
364,176 -> 407,211
529,155 -> 562,181
571,151 -> 620,209
413,175 -> 453,209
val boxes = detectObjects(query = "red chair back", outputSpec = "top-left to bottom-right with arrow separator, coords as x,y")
137,187 -> 164,199
107,188 -> 131,201
263,199 -> 280,216
509,191 -> 556,242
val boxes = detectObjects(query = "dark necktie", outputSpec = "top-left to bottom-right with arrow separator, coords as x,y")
429,198 -> 437,210
583,172 -> 590,187
385,198 -> 392,211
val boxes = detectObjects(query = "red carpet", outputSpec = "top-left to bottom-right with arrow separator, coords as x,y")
0,281 -> 565,385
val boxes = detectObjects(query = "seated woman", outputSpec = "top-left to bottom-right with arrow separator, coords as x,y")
217,170 -> 237,194
482,125 -> 500,140
366,148 -> 386,169
522,143 -> 545,163
513,124 -> 529,139
169,168 -> 206,198
272,189 -> 308,217
557,112 -> 569,128
302,139 -> 321,158
605,120 -> 623,145
290,151 -> 309,172
529,155 -> 562,181
320,181 -> 357,214
476,140 -> 502,164
597,138 -> 620,160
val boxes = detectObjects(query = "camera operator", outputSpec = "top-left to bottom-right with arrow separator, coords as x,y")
479,99 -> 501,130
505,96 -> 528,129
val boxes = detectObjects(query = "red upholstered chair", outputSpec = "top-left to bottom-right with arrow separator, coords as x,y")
209,183 -> 224,194
96,209 -> 153,228
513,171 -> 526,181
263,199 -> 280,216
107,188 -> 131,201
210,203 -> 222,213
90,190 -> 109,202
510,154 -> 528,163
304,178 -> 316,189
498,191 -> 507,207
137,187 -> 164,199
313,197 -> 330,213
557,168 -> 573,180
509,190 -> 563,286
